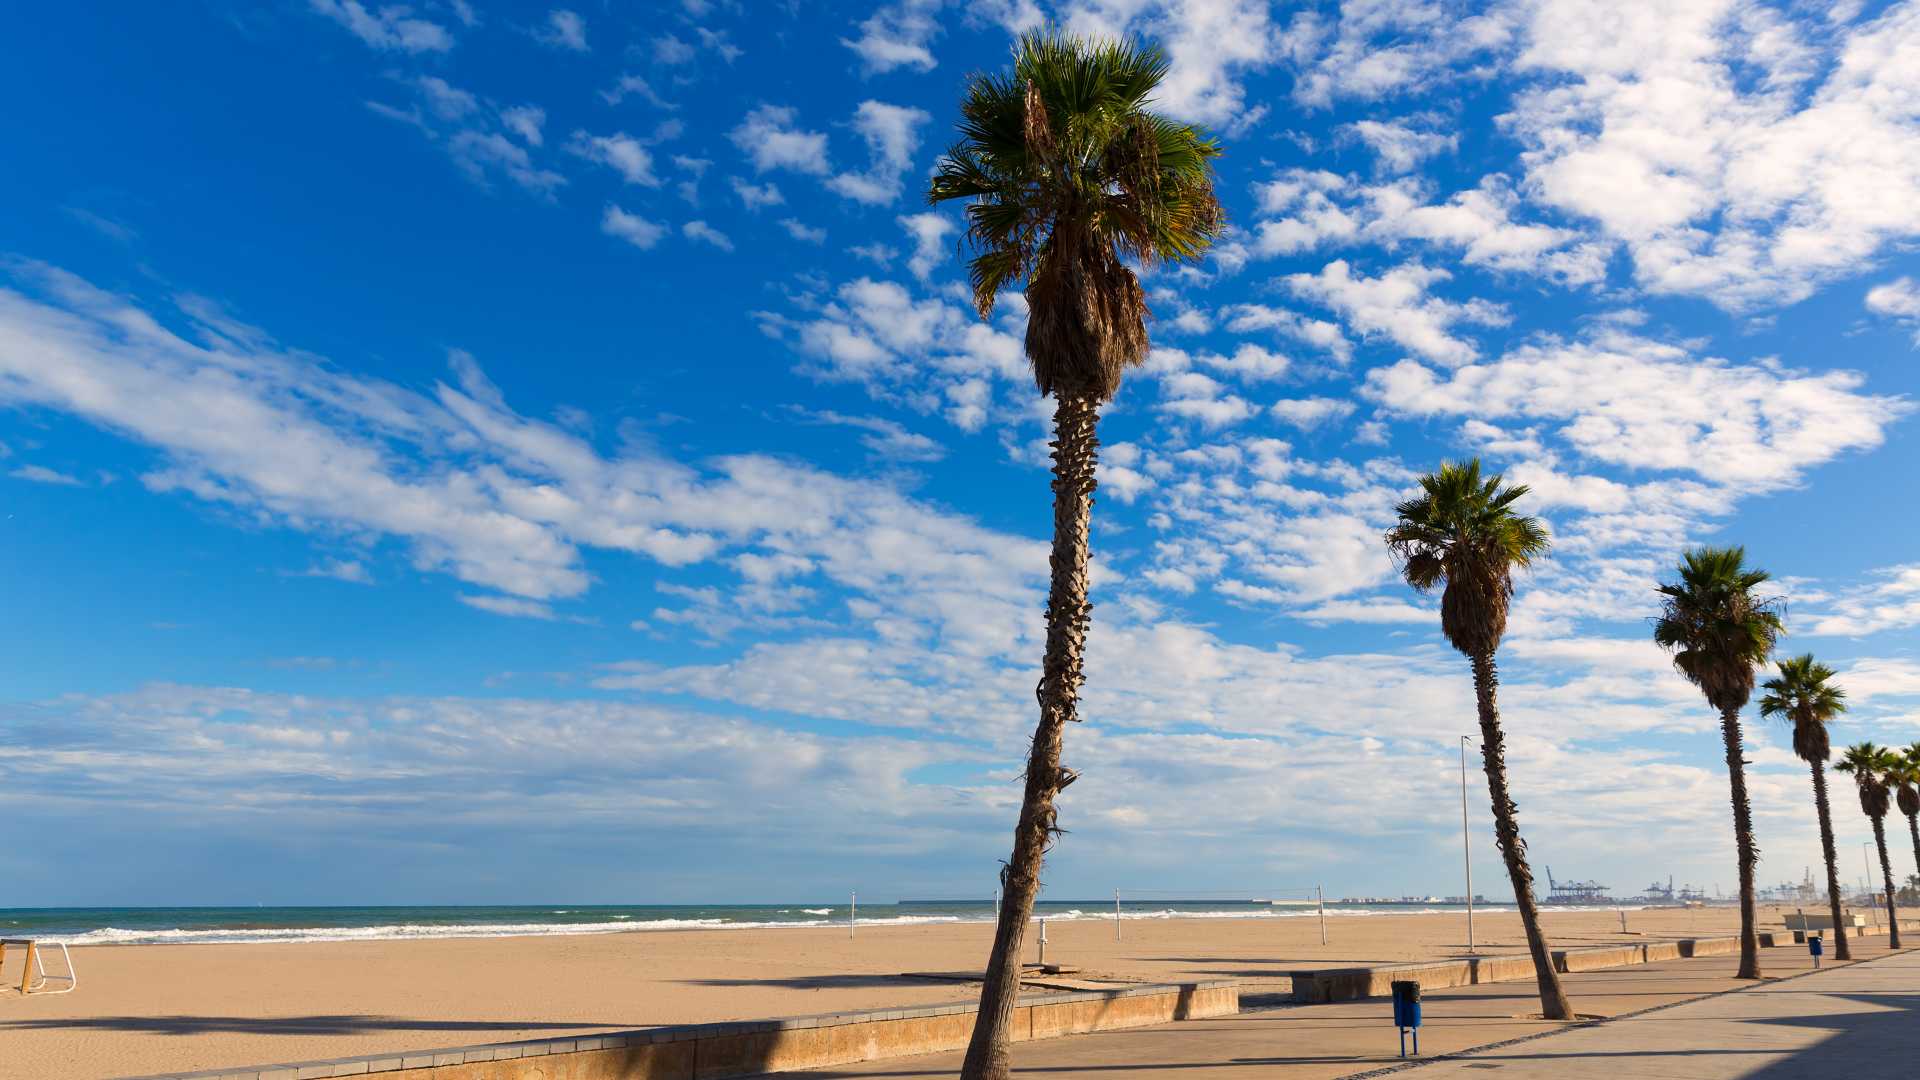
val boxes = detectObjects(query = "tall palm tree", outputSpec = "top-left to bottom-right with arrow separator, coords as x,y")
1835,743 -> 1903,948
1386,459 -> 1571,1019
1652,546 -> 1782,979
1892,748 -> 1920,897
928,29 -> 1224,1080
1758,655 -> 1852,960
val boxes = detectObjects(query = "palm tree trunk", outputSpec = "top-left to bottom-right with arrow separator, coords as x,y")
1907,813 -> 1920,909
1469,652 -> 1573,1020
1718,708 -> 1762,978
1872,817 -> 1901,949
959,393 -> 1100,1080
1810,761 -> 1851,961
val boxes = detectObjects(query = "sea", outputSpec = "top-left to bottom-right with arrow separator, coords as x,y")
0,899 -> 1541,947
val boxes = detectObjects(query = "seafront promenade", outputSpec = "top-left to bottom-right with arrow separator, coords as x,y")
794,937 -> 1914,1080
1395,945 -> 1920,1078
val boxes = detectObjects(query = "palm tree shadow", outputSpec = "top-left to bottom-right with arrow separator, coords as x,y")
1735,990 -> 1920,1076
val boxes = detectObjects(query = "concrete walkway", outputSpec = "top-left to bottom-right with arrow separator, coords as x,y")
789,940 -> 1912,1080
1393,945 -> 1919,1078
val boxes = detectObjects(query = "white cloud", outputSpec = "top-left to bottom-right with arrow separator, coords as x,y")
1365,328 -> 1908,489
1286,260 -> 1507,366
460,594 -> 561,620
445,131 -> 566,195
1248,170 -> 1610,286
1196,343 -> 1291,382
601,205 -> 666,250
1269,397 -> 1357,430
731,178 -> 784,211
793,409 -> 947,462
899,212 -> 954,281
533,8 -> 588,51
415,76 -> 478,121
293,558 -> 373,584
601,74 -> 675,110
1348,118 -> 1457,173
500,106 -> 545,147
653,33 -> 696,65
1867,276 -> 1920,318
1063,0 -> 1281,132
1288,0 -> 1518,107
683,220 -> 735,252
1507,0 -> 1920,309
1221,303 -> 1352,362
826,101 -> 931,205
1156,371 -> 1255,429
780,219 -> 827,244
1866,276 -> 1920,342
568,131 -> 660,186
309,0 -> 454,53
730,105 -> 831,176
1801,564 -> 1920,637
843,0 -> 943,73
9,464 -> 84,486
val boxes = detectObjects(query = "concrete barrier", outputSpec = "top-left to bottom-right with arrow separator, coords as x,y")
1680,936 -> 1741,957
131,981 -> 1239,1080
1468,954 -> 1536,984
1642,942 -> 1683,962
1295,961 -> 1473,1003
1552,945 -> 1641,973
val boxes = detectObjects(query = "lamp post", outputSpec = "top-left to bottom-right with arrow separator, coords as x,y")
1460,735 -> 1475,955
1863,843 -> 1880,928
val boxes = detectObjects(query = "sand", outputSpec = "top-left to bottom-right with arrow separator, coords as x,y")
0,904 -> 1831,1079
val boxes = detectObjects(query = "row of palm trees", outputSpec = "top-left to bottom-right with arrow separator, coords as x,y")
1389,460 -> 1918,1018
930,27 -> 1910,1079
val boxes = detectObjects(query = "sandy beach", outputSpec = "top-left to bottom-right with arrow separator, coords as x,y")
0,904 -> 1835,1079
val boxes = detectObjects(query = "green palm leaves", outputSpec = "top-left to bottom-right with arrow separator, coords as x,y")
928,28 -> 1223,401
1653,547 -> 1784,714
1759,654 -> 1846,765
1385,458 -> 1548,658
1838,743 -> 1901,820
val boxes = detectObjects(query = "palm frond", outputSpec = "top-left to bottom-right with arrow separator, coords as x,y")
1383,458 -> 1548,657
927,26 -> 1224,401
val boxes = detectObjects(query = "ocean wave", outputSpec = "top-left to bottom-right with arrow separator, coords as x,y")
39,904 -> 1536,945
46,918 -> 838,946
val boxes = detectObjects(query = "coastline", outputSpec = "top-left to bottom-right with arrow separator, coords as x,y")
0,904 -> 1813,1080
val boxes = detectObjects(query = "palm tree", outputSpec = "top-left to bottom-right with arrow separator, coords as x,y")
1892,748 -> 1920,897
1758,655 -> 1852,960
928,29 -> 1224,1080
1835,743 -> 1903,948
1652,547 -> 1782,979
1386,459 -> 1571,1019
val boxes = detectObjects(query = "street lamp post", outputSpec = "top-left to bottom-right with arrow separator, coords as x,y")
1863,843 -> 1880,928
1460,735 -> 1475,955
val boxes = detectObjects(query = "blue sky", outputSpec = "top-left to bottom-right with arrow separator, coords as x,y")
4,0 -> 1920,906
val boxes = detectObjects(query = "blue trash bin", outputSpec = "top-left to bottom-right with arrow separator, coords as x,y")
1390,980 -> 1422,1056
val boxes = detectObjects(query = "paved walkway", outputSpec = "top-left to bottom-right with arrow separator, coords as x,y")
1395,945 -> 1919,1078
792,939 -> 1913,1080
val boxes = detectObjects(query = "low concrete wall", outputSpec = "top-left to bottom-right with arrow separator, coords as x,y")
1642,942 -> 1683,962
1680,936 -> 1741,957
136,982 -> 1239,1080
1468,954 -> 1536,984
1553,945 -> 1641,973
1294,961 -> 1473,1003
